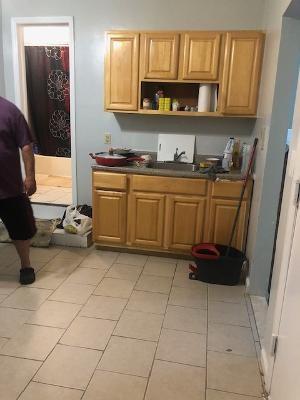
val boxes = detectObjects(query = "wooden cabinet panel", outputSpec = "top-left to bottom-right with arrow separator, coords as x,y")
93,172 -> 127,191
212,180 -> 252,200
131,175 -> 208,196
221,31 -> 264,115
166,196 -> 207,251
141,33 -> 180,79
180,32 -> 221,80
105,32 -> 139,110
93,190 -> 126,243
130,193 -> 165,247
208,198 -> 248,251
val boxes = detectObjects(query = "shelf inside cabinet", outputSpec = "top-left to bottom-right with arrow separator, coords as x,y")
137,110 -> 222,117
140,81 -> 219,113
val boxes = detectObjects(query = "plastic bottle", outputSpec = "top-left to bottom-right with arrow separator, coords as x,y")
222,137 -> 235,171
154,89 -> 164,110
241,143 -> 251,175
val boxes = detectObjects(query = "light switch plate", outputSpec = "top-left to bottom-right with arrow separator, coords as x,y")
157,134 -> 195,163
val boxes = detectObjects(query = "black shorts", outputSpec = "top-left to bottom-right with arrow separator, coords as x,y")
0,194 -> 37,241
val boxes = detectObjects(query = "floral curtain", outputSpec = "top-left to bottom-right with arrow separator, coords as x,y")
25,46 -> 71,157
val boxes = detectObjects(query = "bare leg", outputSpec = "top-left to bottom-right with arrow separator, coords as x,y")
13,240 -> 31,269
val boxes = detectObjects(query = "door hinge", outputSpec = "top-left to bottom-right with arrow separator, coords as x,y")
271,334 -> 279,357
295,181 -> 300,207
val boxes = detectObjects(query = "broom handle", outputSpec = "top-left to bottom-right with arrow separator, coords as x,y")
226,138 -> 258,256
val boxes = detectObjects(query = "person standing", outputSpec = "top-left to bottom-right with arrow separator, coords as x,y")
0,96 -> 37,284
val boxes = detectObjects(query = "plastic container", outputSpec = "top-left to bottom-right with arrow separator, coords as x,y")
241,143 -> 251,176
222,137 -> 235,171
190,243 -> 246,285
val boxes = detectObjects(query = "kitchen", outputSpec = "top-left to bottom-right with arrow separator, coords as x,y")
0,0 -> 300,399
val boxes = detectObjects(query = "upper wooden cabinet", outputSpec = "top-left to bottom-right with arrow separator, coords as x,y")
105,32 -> 139,111
140,32 -> 180,79
180,32 -> 221,80
104,30 -> 264,116
221,31 -> 264,115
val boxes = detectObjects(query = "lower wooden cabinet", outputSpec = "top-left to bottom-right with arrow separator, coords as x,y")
165,195 -> 207,251
92,172 -> 252,255
129,192 -> 165,247
208,198 -> 248,251
93,190 -> 126,244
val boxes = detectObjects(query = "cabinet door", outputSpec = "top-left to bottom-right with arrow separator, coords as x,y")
166,196 -> 207,251
105,32 -> 139,110
141,33 -> 180,79
180,32 -> 221,80
221,31 -> 264,115
93,190 -> 126,244
130,193 -> 165,247
208,198 -> 248,251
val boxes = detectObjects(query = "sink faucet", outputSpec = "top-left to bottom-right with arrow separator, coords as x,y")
174,148 -> 186,162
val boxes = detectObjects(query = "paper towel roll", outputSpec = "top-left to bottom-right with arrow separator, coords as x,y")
198,84 -> 212,112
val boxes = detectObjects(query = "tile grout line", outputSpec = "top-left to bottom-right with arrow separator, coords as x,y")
15,250 -> 117,399
205,283 -> 209,400
1,250 -> 118,399
3,256 -> 212,396
0,245 -> 64,301
80,254 -> 150,398
245,294 -> 267,398
141,257 -> 175,400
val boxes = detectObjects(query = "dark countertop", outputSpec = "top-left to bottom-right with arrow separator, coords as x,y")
91,164 -> 245,181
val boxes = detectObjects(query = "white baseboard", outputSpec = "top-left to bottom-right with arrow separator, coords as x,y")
261,347 -> 272,394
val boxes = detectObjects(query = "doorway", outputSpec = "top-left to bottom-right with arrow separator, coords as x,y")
11,17 -> 77,206
267,69 -> 300,398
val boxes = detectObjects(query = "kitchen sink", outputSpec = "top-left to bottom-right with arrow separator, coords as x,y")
149,161 -> 199,172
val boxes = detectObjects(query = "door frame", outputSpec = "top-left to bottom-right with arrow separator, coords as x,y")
261,68 -> 300,394
11,16 -> 77,204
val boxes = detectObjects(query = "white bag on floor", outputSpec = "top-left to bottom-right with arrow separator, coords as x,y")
63,205 -> 92,236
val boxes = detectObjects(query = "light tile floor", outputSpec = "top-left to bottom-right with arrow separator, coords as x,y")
30,174 -> 72,205
0,243 -> 265,400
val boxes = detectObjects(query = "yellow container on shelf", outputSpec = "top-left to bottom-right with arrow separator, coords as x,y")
164,97 -> 171,111
158,97 -> 165,111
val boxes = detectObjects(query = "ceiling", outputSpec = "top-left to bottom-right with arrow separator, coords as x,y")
285,0 -> 300,19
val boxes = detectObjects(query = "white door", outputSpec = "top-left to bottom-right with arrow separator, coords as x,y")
269,195 -> 300,399
262,69 -> 300,396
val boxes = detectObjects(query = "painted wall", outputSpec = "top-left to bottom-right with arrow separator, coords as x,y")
1,0 -> 264,203
0,0 -> 5,96
246,0 -> 300,297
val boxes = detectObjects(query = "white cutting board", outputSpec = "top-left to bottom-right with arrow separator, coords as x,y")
157,134 -> 195,163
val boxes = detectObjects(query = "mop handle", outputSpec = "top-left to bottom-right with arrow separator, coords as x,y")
226,138 -> 259,256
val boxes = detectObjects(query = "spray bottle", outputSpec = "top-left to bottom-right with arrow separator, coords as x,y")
222,137 -> 235,171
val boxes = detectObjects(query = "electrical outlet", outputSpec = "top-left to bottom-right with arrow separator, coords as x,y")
104,132 -> 111,145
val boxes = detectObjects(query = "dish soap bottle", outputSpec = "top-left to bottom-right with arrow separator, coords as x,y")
222,137 -> 235,171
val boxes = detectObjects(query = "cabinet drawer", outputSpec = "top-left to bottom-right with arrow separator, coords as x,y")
93,172 -> 127,191
131,175 -> 208,196
212,180 -> 252,199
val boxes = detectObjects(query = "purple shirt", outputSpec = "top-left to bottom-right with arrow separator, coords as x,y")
0,97 -> 33,199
